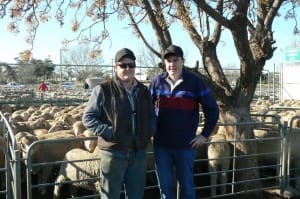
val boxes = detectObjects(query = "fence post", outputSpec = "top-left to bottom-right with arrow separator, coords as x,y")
281,121 -> 289,195
176,181 -> 180,199
1,112 -> 22,199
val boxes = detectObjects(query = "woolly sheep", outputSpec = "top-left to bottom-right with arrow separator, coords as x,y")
48,106 -> 60,117
53,147 -> 100,198
24,118 -> 51,130
20,133 -> 84,195
48,121 -> 69,133
27,110 -> 43,121
207,127 -> 231,196
11,121 -> 31,134
56,113 -> 77,127
72,121 -> 86,136
39,104 -> 52,111
36,129 -> 74,140
32,129 -> 48,137
254,127 -> 282,177
81,129 -> 97,153
15,131 -> 34,153
10,110 -> 24,122
15,131 -> 33,143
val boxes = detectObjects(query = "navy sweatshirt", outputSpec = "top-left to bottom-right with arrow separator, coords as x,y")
149,69 -> 219,149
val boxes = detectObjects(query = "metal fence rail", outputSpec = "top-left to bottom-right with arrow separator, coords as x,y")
0,111 -> 22,199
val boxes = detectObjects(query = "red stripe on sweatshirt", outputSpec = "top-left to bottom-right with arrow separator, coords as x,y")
158,96 -> 198,110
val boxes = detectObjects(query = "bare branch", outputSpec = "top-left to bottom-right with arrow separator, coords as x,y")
124,3 -> 161,57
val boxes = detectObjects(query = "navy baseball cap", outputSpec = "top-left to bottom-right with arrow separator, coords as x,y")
163,45 -> 184,59
115,48 -> 136,62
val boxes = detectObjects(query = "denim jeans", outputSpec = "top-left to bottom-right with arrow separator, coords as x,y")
99,149 -> 147,199
154,145 -> 196,199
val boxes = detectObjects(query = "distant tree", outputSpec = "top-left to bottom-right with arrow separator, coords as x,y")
146,66 -> 163,81
28,58 -> 55,80
16,63 -> 36,84
136,46 -> 162,81
0,62 -> 17,83
61,45 -> 106,81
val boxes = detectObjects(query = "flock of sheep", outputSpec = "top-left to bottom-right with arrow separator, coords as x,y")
0,103 -> 102,198
203,98 -> 300,197
0,98 -> 300,198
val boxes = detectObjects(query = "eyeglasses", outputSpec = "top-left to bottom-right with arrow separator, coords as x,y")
118,62 -> 136,69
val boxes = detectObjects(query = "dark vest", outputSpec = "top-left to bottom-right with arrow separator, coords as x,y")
97,79 -> 153,151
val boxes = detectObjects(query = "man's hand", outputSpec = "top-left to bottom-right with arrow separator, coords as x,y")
190,134 -> 208,149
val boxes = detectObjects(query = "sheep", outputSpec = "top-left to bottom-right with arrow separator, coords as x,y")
11,118 -> 51,135
27,110 -> 43,121
39,111 -> 54,120
10,111 -> 24,122
20,133 -> 84,195
24,118 -> 51,130
39,103 -> 52,111
48,121 -> 69,133
32,129 -> 48,137
52,146 -> 100,198
72,121 -> 86,136
48,106 -> 60,117
36,129 -> 74,140
253,127 -> 283,192
15,131 -> 34,160
11,122 -> 31,135
56,113 -> 78,127
20,110 -> 31,121
207,127 -> 231,196
81,129 -> 97,153
26,106 -> 38,114
15,131 -> 33,143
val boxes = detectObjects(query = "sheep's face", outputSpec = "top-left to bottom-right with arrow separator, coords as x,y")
84,139 -> 97,153
20,135 -> 38,161
83,129 -> 97,152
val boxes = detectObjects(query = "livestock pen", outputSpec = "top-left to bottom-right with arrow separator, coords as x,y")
0,88 -> 88,109
1,106 -> 300,198
193,118 -> 286,198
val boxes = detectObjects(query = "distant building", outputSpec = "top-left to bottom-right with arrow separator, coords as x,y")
281,47 -> 300,100
85,77 -> 105,89
135,73 -> 148,81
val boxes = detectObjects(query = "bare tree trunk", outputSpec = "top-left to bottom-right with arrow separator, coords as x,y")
219,106 -> 261,194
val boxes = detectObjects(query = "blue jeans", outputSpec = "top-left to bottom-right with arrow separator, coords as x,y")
154,145 -> 196,199
99,149 -> 147,199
